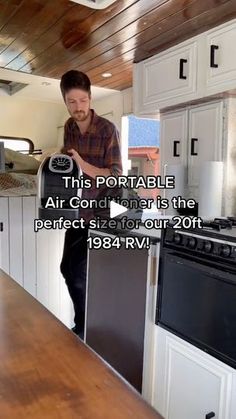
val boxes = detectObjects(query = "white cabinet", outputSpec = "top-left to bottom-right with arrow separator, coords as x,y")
205,20 -> 236,94
153,326 -> 235,419
133,18 -> 236,114
160,110 -> 187,168
0,196 -> 36,290
0,197 -> 9,274
134,39 -> 199,115
22,197 -> 37,296
36,227 -> 73,327
0,196 -> 73,328
160,100 -> 223,188
188,101 -> 223,186
142,243 -> 160,402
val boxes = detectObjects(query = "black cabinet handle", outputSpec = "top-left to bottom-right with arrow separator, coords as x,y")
205,412 -> 215,419
210,45 -> 219,68
179,58 -> 187,79
173,140 -> 180,157
0,222 -> 3,232
190,138 -> 198,156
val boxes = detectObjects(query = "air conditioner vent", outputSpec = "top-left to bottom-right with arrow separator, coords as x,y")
70,0 -> 117,9
0,79 -> 28,95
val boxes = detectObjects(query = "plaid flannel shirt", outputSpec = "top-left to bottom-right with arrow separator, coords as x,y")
62,109 -> 122,221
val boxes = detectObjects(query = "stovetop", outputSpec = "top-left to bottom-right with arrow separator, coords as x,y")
169,217 -> 236,243
164,217 -> 236,263
193,217 -> 236,242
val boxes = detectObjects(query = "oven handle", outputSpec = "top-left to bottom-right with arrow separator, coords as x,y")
165,251 -> 236,284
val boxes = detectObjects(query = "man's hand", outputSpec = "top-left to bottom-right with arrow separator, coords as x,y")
67,148 -> 111,179
67,148 -> 85,170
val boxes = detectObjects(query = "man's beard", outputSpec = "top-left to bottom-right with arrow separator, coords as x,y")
73,110 -> 89,122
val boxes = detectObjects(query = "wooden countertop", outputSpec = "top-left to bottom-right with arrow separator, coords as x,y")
0,269 -> 162,419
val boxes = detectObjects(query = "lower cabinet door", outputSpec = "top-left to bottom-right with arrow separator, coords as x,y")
0,197 -> 9,274
36,227 -> 73,328
85,231 -> 150,393
153,326 -> 233,419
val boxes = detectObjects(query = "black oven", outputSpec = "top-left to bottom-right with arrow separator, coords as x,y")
156,227 -> 236,368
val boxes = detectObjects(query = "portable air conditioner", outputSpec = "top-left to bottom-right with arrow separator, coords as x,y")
38,154 -> 82,220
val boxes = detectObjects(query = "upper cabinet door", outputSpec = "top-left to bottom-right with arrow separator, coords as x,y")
205,20 -> 236,94
134,40 -> 198,115
188,101 -> 223,187
160,110 -> 188,174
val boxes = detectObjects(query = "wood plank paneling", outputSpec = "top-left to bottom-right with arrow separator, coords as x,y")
96,70 -> 133,90
91,60 -> 133,85
0,0 -> 235,90
4,0 -> 138,72
52,0 -> 195,76
0,1 -> 75,68
104,79 -> 133,91
40,0 -> 197,77
0,0 -> 47,56
0,1 -> 93,70
0,0 -> 24,32
19,0 -> 149,74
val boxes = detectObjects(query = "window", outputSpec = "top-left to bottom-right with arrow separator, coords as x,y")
0,136 -> 34,154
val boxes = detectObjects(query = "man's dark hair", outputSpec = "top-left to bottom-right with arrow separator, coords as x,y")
60,70 -> 91,99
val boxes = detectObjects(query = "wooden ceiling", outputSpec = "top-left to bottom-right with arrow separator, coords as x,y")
0,0 -> 236,91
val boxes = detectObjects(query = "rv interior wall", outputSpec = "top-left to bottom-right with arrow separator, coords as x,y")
0,96 -> 65,150
92,91 -> 123,131
0,88 -> 133,151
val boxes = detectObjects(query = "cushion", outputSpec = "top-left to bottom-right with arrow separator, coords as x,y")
4,148 -> 40,174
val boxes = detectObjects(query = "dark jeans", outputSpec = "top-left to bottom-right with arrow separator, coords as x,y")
60,227 -> 89,335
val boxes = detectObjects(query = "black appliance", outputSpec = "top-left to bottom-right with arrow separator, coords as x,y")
156,217 -> 236,369
38,154 -> 82,220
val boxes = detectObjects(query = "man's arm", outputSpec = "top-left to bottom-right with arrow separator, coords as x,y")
68,124 -> 122,179
67,149 -> 110,178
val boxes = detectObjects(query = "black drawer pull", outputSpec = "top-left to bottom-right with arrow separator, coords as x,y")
190,138 -> 198,156
205,412 -> 215,419
210,45 -> 219,68
173,140 -> 180,157
179,58 -> 187,79
0,222 -> 3,232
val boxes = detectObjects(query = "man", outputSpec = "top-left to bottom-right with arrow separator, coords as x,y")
60,70 -> 122,339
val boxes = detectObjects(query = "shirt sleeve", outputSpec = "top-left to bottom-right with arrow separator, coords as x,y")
104,125 -> 123,176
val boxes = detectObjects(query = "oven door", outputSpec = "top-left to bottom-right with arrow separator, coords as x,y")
156,250 -> 236,368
